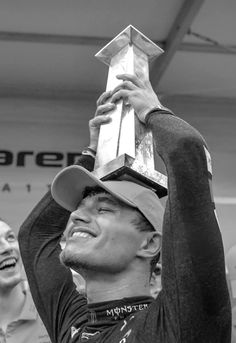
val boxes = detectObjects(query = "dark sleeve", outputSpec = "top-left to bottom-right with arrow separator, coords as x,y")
146,111 -> 231,342
18,155 -> 95,343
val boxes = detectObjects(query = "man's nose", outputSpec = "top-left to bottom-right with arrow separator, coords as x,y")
0,239 -> 13,255
70,208 -> 91,223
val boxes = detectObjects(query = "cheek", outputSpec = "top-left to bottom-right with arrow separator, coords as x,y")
13,241 -> 21,254
110,231 -> 140,248
96,218 -> 142,253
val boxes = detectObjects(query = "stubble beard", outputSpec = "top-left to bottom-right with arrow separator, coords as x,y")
59,242 -> 130,275
0,274 -> 22,293
59,248 -> 93,274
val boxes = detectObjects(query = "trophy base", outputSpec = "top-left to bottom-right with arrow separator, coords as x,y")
92,154 -> 167,198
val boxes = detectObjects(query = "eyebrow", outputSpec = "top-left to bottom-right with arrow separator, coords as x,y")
0,229 -> 15,239
80,194 -> 121,208
96,195 -> 121,206
6,229 -> 15,235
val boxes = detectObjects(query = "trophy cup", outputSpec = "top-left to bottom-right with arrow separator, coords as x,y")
92,25 -> 167,197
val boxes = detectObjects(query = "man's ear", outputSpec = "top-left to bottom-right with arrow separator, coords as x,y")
136,232 -> 161,258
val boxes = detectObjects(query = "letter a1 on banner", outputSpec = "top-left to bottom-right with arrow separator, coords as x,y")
93,25 -> 167,197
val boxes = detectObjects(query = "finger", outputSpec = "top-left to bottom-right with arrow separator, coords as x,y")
90,114 -> 111,128
116,74 -> 142,88
96,90 -> 113,106
112,81 -> 136,95
111,89 -> 130,103
95,102 -> 115,116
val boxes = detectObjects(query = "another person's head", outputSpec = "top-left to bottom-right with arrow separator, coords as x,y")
150,263 -> 162,298
52,166 -> 163,280
0,218 -> 22,292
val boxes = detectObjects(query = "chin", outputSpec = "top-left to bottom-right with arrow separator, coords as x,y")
60,248 -> 71,267
0,276 -> 22,290
59,249 -> 100,275
59,248 -> 129,275
60,248 -> 85,271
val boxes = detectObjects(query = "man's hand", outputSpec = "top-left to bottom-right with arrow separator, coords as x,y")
110,73 -> 163,123
88,91 -> 116,152
88,71 -> 164,152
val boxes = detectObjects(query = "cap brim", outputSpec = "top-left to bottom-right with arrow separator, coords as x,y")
51,165 -> 135,211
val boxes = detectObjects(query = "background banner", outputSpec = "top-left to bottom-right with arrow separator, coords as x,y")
0,97 -> 93,231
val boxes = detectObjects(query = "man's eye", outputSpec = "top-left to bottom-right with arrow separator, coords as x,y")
7,234 -> 16,242
98,207 -> 112,213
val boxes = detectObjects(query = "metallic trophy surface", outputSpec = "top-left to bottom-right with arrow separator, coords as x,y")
92,25 -> 167,197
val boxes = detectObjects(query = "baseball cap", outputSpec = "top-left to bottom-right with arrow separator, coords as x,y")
51,165 -> 164,235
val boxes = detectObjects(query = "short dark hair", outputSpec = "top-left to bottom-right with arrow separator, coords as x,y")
82,186 -> 127,208
82,186 -> 161,275
131,210 -> 161,275
83,186 -> 104,199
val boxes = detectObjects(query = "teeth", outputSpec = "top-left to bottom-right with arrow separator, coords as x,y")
72,232 -> 92,238
0,258 -> 16,270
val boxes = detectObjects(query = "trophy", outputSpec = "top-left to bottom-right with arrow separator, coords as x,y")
92,25 -> 167,197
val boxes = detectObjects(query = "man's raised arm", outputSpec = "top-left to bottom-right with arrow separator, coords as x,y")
18,155 -> 94,342
111,72 -> 231,342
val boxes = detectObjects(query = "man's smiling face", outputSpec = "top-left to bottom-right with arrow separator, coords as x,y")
60,190 -> 148,275
0,220 -> 22,291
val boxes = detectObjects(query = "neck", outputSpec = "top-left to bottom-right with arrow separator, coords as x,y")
0,283 -> 25,331
84,267 -> 151,304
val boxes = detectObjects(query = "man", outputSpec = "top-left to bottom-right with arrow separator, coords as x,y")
0,218 -> 51,343
19,72 -> 231,342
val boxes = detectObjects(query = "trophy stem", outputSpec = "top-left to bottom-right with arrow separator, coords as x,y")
93,25 -> 167,197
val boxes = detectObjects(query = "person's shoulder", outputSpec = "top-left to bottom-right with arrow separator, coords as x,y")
26,288 -> 52,342
16,286 -> 38,321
